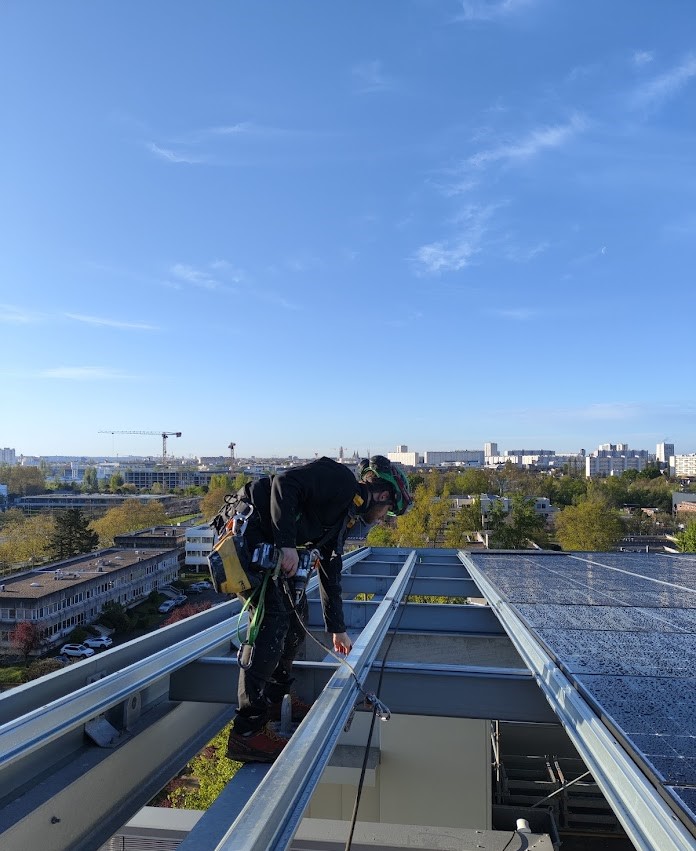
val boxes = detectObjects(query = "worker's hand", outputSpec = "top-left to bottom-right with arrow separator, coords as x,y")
280,547 -> 299,577
333,632 -> 352,655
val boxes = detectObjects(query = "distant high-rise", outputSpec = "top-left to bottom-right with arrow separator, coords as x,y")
656,442 -> 675,464
0,448 -> 16,465
484,442 -> 498,457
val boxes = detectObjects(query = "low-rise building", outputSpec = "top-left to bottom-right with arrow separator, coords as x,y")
185,524 -> 215,572
0,547 -> 179,653
424,450 -> 484,467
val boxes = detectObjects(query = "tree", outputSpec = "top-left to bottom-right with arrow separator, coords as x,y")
100,601 -> 131,632
554,500 -> 623,551
366,523 -> 397,546
82,467 -> 99,492
109,473 -> 125,493
10,621 -> 44,664
0,465 -> 45,496
487,494 -> 547,549
201,487 -> 230,522
48,508 -> 99,559
90,500 -> 169,546
677,520 -> 696,552
444,497 -> 483,548
0,513 -> 56,571
163,601 -> 212,625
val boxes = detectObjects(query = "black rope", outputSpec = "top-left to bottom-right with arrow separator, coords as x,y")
344,570 -> 417,851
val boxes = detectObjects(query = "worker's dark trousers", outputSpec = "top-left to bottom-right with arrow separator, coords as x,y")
233,575 -> 309,735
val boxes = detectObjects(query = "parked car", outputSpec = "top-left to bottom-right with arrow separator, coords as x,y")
84,636 -> 113,650
60,643 -> 95,659
172,595 -> 188,606
195,581 -> 212,590
189,581 -> 212,592
186,584 -> 202,594
158,600 -> 176,614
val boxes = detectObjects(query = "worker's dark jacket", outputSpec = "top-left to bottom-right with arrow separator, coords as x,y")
242,457 -> 362,634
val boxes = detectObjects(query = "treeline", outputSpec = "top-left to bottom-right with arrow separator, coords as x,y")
367,463 -> 692,553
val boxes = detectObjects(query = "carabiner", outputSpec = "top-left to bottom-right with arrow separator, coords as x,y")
237,642 -> 255,670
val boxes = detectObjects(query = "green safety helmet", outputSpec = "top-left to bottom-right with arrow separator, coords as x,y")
358,455 -> 413,516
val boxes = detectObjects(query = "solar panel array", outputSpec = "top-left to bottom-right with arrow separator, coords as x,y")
468,552 -> 696,834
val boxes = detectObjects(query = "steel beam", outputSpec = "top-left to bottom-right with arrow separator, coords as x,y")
201,551 -> 419,851
308,598 -> 504,633
170,656 -> 556,723
0,700 -> 234,851
339,574 -> 479,597
462,551 -> 696,851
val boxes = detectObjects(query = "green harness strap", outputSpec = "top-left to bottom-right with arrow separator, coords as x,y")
237,571 -> 271,651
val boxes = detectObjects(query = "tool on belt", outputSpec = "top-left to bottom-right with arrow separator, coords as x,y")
207,496 -> 321,669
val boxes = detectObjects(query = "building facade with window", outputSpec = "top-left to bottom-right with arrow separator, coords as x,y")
0,547 -> 179,653
184,524 -> 216,572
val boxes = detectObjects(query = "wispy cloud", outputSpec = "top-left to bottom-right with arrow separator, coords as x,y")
456,0 -> 540,23
147,142 -> 204,164
38,367 -> 136,381
506,240 -> 549,262
468,114 -> 586,168
413,203 -> 497,274
631,54 -> 696,109
489,307 -> 540,321
351,60 -> 393,93
65,313 -> 158,331
632,50 -> 654,67
0,304 -> 42,323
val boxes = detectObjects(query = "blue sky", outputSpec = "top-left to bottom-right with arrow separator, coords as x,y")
1,0 -> 695,459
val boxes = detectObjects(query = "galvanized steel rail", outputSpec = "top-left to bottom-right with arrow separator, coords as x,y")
204,550 -> 418,851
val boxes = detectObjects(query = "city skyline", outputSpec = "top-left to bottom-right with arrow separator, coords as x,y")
1,2 -> 695,457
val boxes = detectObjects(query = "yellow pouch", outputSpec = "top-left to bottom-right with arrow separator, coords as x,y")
208,533 -> 256,595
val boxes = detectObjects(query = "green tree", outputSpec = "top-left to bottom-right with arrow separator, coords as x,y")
82,467 -> 99,491
48,509 -> 99,559
201,487 -> 230,522
443,497 -> 483,547
0,465 -> 45,496
0,513 -> 56,570
488,494 -> 547,549
554,500 -> 623,551
366,523 -> 397,546
109,472 -> 125,492
393,481 -> 451,547
677,520 -> 696,552
100,601 -> 131,633
449,468 -> 491,497
90,500 -> 169,547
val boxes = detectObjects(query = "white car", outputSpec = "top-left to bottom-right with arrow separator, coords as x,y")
191,580 -> 212,591
60,643 -> 95,659
84,636 -> 113,650
158,600 -> 176,614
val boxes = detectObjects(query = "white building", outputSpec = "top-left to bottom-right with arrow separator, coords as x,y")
484,442 -> 498,457
424,450 -> 484,467
656,442 -> 675,465
387,446 -> 422,466
671,454 -> 696,479
185,524 -> 216,572
586,443 -> 651,478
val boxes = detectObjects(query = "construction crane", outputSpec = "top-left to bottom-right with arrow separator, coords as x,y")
228,442 -> 236,462
98,430 -> 182,462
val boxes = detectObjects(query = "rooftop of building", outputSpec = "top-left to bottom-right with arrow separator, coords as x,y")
0,547 -> 173,599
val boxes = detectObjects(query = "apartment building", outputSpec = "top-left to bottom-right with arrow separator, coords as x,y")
185,524 -> 215,571
0,547 -> 180,652
670,454 -> 696,479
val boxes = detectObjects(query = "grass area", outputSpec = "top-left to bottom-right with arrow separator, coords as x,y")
0,666 -> 25,686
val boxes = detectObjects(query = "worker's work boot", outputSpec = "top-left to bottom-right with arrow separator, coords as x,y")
226,723 -> 290,763
267,692 -> 313,723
